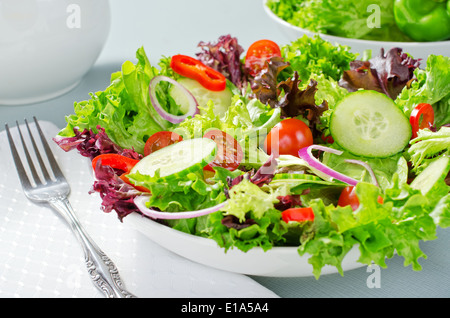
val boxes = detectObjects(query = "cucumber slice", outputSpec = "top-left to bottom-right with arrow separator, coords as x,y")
273,173 -> 326,182
130,138 -> 217,180
330,90 -> 411,158
169,77 -> 232,117
410,156 -> 450,195
270,173 -> 339,190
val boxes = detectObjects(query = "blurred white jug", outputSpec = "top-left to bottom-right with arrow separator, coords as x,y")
0,0 -> 110,105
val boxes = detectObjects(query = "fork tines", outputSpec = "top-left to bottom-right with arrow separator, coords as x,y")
5,117 -> 62,189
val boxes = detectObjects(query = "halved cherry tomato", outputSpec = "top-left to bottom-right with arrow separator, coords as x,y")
337,186 -> 383,211
144,131 -> 183,156
170,54 -> 226,91
245,39 -> 281,77
203,129 -> 243,172
281,207 -> 315,223
264,118 -> 313,157
91,154 -> 149,192
410,103 -> 434,139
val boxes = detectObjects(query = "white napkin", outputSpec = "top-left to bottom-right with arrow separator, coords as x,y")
0,121 -> 278,298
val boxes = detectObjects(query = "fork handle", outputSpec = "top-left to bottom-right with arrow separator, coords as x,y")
49,198 -> 137,298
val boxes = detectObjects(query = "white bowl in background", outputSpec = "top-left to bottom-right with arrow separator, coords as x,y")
263,0 -> 450,63
0,0 -> 110,106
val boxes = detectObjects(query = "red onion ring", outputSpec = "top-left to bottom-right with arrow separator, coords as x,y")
134,195 -> 226,219
298,145 -> 359,186
344,159 -> 379,187
149,75 -> 199,124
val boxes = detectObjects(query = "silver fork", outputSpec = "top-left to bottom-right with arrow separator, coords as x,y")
5,117 -> 136,298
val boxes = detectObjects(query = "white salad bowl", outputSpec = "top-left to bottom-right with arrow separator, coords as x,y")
125,212 -> 364,277
0,0 -> 111,106
263,0 -> 450,62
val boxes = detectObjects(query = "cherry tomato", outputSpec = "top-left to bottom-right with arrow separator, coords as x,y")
203,129 -> 243,172
170,54 -> 226,91
264,118 -> 313,157
281,207 -> 315,223
337,186 -> 383,211
245,39 -> 281,77
144,131 -> 183,156
410,103 -> 434,139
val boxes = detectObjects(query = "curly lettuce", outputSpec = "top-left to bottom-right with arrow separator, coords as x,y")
280,35 -> 358,83
57,48 -> 173,154
300,179 -> 450,278
267,0 -> 411,42
395,54 -> 450,127
173,96 -> 281,169
408,127 -> 450,173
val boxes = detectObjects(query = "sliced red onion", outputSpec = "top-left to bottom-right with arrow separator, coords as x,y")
344,159 -> 379,187
298,145 -> 359,186
134,195 -> 226,219
149,75 -> 199,124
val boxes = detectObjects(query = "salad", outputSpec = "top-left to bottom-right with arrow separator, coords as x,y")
266,0 -> 450,42
54,34 -> 450,278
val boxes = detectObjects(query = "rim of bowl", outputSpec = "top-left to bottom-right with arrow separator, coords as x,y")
262,0 -> 450,48
129,211 -> 299,253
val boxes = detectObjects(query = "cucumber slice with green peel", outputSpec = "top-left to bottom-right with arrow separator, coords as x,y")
169,77 -> 232,117
330,90 -> 411,158
270,173 -> 340,190
410,156 -> 450,195
129,138 -> 217,180
273,173 -> 327,181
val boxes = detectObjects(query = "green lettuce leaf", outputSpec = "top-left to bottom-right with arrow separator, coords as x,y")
408,127 -> 450,173
299,179 -> 448,279
267,0 -> 410,42
127,169 -> 227,236
208,179 -> 288,252
395,55 -> 450,127
128,170 -> 226,213
280,35 -> 358,83
58,47 -> 173,154
321,148 -> 409,190
173,95 -> 281,169
220,178 -> 281,222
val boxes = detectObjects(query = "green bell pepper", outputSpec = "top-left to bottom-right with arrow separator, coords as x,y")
394,0 -> 450,42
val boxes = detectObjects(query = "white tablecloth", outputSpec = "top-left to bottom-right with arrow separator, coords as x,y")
0,121 -> 278,298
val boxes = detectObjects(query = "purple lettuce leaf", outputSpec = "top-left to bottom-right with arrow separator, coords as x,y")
54,126 -> 143,221
53,126 -> 142,161
339,48 -> 421,99
196,34 -> 248,91
90,160 -> 141,222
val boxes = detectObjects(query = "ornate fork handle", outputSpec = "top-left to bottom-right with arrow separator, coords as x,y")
49,197 -> 136,298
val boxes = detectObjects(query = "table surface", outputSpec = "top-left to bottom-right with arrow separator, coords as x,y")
1,0 -> 449,298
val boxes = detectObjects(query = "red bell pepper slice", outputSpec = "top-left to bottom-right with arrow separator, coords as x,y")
91,154 -> 139,173
91,154 -> 149,192
119,173 -> 150,193
281,207 -> 315,223
410,103 -> 434,139
170,54 -> 226,91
